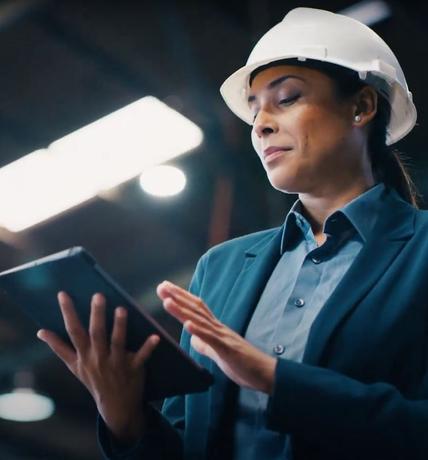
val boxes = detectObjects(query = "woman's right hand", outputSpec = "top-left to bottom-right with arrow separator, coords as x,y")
37,291 -> 160,444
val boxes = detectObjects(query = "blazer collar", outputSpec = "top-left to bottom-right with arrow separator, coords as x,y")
219,186 -> 416,361
303,187 -> 416,365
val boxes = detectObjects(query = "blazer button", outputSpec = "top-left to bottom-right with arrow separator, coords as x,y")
311,257 -> 321,264
294,298 -> 305,307
273,344 -> 285,355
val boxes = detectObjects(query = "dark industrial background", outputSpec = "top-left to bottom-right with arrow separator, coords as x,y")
0,0 -> 426,458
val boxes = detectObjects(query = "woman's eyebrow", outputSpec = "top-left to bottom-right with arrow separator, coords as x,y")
247,74 -> 305,104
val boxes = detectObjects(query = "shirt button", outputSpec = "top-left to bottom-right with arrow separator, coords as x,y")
273,344 -> 285,355
312,257 -> 321,264
294,298 -> 305,307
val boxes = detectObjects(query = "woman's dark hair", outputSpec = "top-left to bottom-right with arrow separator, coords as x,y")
250,59 -> 420,208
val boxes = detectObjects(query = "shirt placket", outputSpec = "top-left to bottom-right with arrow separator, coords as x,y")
270,238 -> 325,362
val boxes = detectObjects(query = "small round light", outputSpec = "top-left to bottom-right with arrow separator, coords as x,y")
139,165 -> 186,197
0,388 -> 55,422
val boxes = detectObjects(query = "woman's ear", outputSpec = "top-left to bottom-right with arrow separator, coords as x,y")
352,85 -> 378,127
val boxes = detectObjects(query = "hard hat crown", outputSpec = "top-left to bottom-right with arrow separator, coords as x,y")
220,7 -> 416,145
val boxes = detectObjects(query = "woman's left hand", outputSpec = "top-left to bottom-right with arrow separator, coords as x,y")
156,281 -> 276,395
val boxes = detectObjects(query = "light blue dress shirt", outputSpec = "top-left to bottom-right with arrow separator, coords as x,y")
233,183 -> 386,460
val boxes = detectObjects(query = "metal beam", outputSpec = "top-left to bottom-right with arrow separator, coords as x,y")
0,0 -> 46,29
34,6 -> 158,96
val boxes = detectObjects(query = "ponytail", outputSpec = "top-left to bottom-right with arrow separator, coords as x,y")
368,96 -> 420,208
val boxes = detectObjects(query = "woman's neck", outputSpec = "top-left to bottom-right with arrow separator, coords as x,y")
298,177 -> 377,236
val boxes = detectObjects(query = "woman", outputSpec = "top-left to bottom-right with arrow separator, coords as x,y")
37,7 -> 428,460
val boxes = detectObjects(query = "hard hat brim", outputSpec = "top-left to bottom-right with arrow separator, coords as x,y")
220,57 -> 417,145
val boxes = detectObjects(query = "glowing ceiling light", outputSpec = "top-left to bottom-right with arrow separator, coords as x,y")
0,388 -> 54,422
139,165 -> 187,197
0,96 -> 203,232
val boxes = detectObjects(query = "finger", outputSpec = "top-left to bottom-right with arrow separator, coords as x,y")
58,291 -> 89,353
168,291 -> 214,321
110,307 -> 127,361
164,300 -> 228,352
158,281 -> 211,312
162,294 -> 214,324
157,282 -> 214,319
160,281 -> 200,302
37,329 -> 77,371
89,293 -> 108,355
183,320 -> 227,352
133,335 -> 160,369
163,297 -> 220,333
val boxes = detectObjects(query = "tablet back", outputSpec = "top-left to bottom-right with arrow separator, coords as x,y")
0,247 -> 213,401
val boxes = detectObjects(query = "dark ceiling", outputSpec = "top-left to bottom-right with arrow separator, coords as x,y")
0,0 -> 427,458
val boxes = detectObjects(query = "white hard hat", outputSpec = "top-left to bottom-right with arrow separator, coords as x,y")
220,7 -> 417,145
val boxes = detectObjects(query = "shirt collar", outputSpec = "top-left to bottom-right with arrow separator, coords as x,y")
339,182 -> 386,241
280,182 -> 386,254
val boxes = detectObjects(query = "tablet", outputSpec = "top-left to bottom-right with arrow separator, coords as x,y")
0,247 -> 213,401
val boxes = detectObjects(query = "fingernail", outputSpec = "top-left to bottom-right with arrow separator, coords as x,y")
36,330 -> 45,341
116,306 -> 126,317
93,293 -> 104,305
158,281 -> 170,292
151,335 -> 160,345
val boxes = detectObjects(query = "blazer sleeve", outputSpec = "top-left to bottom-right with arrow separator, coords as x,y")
266,358 -> 428,459
97,405 -> 183,460
97,254 -> 208,460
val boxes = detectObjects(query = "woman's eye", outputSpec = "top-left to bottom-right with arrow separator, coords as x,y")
279,94 -> 300,105
251,94 -> 300,121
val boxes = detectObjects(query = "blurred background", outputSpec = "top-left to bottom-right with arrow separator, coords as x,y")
0,0 -> 426,458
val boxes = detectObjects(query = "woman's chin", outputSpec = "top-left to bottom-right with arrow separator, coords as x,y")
266,173 -> 300,194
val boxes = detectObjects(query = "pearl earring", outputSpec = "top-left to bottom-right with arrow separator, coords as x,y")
354,114 -> 362,123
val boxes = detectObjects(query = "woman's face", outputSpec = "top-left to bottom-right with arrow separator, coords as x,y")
249,64 -> 365,194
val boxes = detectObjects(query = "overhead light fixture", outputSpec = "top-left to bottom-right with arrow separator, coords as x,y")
339,1 -> 391,26
139,165 -> 187,197
0,388 -> 55,422
0,371 -> 54,422
0,96 -> 203,232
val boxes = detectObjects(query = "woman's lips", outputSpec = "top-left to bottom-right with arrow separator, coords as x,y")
263,146 -> 293,162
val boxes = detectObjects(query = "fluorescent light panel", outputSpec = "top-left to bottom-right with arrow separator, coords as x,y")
340,1 -> 391,26
0,96 -> 203,232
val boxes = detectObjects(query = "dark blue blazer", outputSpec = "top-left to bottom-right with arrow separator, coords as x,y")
100,187 -> 428,460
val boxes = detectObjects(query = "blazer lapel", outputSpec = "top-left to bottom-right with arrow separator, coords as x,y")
207,227 -> 283,448
303,189 -> 416,365
218,228 -> 283,334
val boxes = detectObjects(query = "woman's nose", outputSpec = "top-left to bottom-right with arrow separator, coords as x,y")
253,110 -> 279,138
